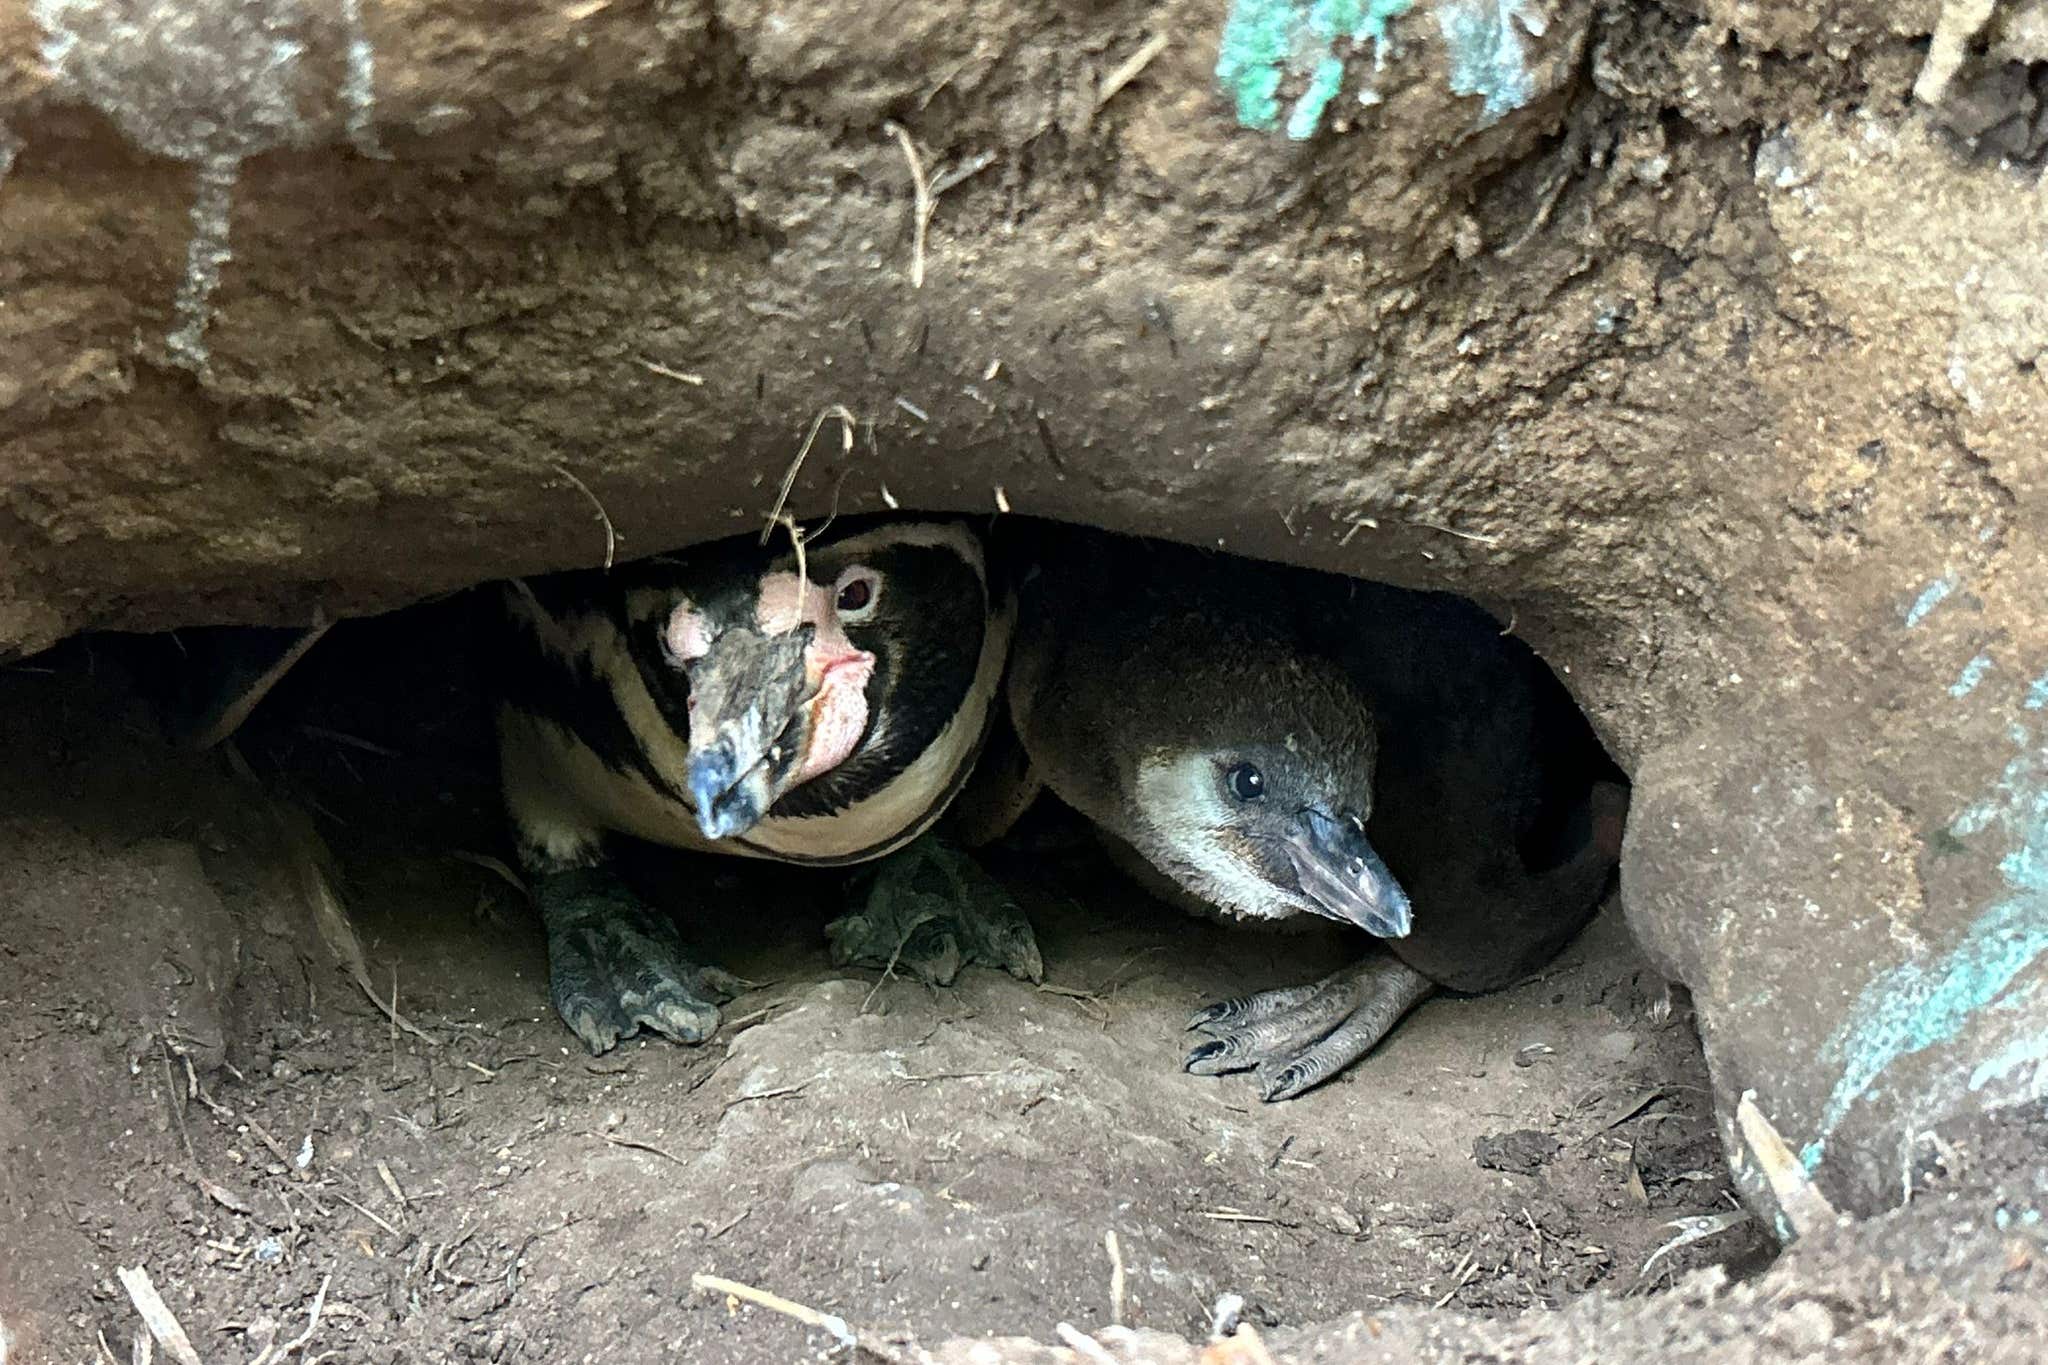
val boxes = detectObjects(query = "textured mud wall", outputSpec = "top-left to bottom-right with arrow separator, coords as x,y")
2,0 -> 2045,1229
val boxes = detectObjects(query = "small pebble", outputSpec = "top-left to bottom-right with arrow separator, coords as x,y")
1322,1204 -> 1364,1236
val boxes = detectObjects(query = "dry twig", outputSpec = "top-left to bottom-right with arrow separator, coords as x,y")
244,1115 -> 295,1166
589,1130 -> 691,1168
331,1190 -> 401,1237
249,1272 -> 332,1365
376,1159 -> 408,1207
883,122 -> 931,287
1633,1212 -> 1750,1291
189,616 -> 331,751
1408,518 -> 1501,547
881,122 -> 995,288
1737,1089 -> 1840,1238
761,404 -> 856,541
690,1272 -> 912,1362
115,1267 -> 202,1365
1096,33 -> 1169,109
1198,1209 -> 1284,1226
757,406 -> 859,630
268,801 -> 440,1045
638,357 -> 705,385
449,849 -> 528,896
1432,1252 -> 1482,1309
551,464 -> 617,572
1104,1229 -> 1127,1325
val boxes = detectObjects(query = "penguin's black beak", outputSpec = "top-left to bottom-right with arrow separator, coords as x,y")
675,603 -> 877,842
1283,806 -> 1412,938
679,625 -> 815,842
686,740 -> 770,841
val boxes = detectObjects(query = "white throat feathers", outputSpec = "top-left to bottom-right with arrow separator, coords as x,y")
1132,750 -> 1314,923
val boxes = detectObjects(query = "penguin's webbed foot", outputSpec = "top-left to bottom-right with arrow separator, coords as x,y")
826,836 -> 1043,987
536,866 -> 747,1055
1184,955 -> 1434,1101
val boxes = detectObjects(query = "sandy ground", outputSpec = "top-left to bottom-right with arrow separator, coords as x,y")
0,607 -> 1771,1363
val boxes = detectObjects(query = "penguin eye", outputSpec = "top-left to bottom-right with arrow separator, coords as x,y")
1225,762 -> 1266,802
835,569 -> 881,619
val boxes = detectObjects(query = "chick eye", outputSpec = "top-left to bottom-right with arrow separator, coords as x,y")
1225,762 -> 1266,802
837,579 -> 871,611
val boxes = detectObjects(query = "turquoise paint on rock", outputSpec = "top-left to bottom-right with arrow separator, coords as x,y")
1286,54 -> 1348,139
1801,896 -> 2048,1170
1905,575 -> 1958,627
1952,653 -> 1994,698
1968,1014 -> 2048,1092
1802,720 -> 2048,1171
1215,0 -> 1415,138
1216,0 -> 1291,132
1435,0 -> 1536,124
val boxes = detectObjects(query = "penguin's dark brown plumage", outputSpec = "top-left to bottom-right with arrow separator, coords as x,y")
1007,529 -> 1625,1101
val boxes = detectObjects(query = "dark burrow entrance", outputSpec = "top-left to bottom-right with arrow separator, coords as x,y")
0,522 -> 1775,1362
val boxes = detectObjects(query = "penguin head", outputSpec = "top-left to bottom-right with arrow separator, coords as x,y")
630,520 -> 992,842
1119,629 -> 1411,938
649,555 -> 880,841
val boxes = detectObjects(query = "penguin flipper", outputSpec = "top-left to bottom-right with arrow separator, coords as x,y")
535,864 -> 747,1054
826,835 -> 1043,987
1184,954 -> 1434,1102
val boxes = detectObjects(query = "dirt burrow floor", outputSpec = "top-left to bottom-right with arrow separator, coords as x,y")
0,608 -> 1773,1362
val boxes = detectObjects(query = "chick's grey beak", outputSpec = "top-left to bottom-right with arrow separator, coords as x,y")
1284,806 -> 1412,938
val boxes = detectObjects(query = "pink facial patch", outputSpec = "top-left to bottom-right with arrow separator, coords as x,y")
799,654 -> 875,782
753,571 -> 875,783
665,602 -> 713,663
752,572 -> 818,638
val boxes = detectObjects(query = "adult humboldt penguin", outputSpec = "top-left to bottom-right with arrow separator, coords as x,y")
1006,529 -> 1626,1101
498,516 -> 1030,1054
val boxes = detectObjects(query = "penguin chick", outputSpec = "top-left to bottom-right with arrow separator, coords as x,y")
497,517 -> 1014,1053
1010,582 -> 1411,940
1008,530 -> 1624,1102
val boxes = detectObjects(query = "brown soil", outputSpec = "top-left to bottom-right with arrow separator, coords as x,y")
0,604 -> 1771,1362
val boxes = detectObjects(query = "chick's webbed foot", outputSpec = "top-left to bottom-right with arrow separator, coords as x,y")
826,836 -> 1043,986
536,866 -> 746,1054
1185,955 -> 1434,1101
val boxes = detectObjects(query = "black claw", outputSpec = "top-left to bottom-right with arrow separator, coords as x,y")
563,1005 -> 624,1056
1187,1000 -> 1241,1031
997,932 -> 1046,984
1261,1066 -> 1308,1103
1185,1039 -> 1228,1069
693,966 -> 750,1000
636,1000 -> 719,1044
